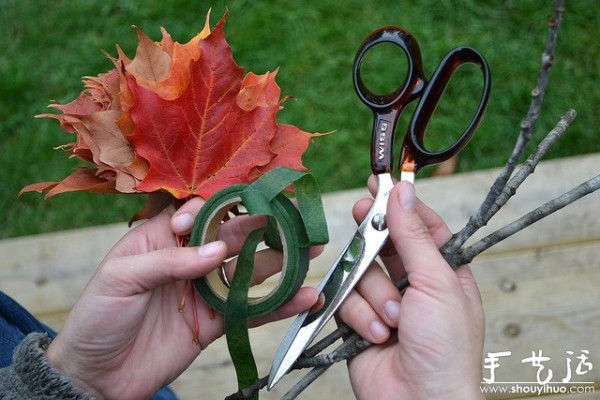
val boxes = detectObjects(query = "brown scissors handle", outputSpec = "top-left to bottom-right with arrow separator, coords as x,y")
353,26 -> 427,174
401,46 -> 491,174
353,26 -> 491,175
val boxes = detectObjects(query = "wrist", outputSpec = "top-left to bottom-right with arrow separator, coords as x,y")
47,337 -> 105,400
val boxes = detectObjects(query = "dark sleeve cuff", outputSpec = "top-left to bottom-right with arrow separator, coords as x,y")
0,332 -> 94,399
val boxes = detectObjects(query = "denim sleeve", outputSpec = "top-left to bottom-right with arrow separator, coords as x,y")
0,332 -> 93,399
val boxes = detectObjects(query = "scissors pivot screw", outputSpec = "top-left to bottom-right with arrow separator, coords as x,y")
371,213 -> 387,231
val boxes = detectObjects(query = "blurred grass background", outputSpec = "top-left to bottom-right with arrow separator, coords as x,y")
1,0 -> 598,238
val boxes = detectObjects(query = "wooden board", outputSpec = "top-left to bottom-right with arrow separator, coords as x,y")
1,153 -> 599,399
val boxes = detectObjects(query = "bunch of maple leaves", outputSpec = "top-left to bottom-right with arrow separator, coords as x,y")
21,12 -> 318,221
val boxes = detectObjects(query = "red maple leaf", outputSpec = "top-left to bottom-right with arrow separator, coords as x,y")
129,16 -> 311,199
21,11 -> 320,216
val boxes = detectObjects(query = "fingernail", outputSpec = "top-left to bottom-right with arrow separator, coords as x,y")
384,300 -> 401,324
398,182 -> 416,210
172,212 -> 194,233
370,320 -> 389,341
198,241 -> 225,258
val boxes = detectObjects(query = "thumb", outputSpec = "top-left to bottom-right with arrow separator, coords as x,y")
99,241 -> 227,295
387,182 -> 454,286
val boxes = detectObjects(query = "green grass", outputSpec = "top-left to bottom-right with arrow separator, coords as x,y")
1,0 -> 599,238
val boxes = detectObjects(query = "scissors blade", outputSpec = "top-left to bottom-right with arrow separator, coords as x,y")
268,174 -> 394,389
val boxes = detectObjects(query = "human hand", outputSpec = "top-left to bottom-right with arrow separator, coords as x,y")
48,198 -> 318,399
338,179 -> 484,400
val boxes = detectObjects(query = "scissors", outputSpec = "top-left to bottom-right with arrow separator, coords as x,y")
268,26 -> 491,389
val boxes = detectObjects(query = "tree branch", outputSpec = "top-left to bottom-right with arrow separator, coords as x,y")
453,173 -> 600,266
479,109 -> 576,224
443,0 -> 565,254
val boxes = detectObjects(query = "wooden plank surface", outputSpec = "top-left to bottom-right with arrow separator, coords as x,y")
1,153 -> 599,399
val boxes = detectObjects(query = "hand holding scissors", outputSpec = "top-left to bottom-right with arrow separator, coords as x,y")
269,26 -> 491,389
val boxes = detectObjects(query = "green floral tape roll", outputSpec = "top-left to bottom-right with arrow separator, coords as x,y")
190,167 -> 328,398
192,184 -> 307,316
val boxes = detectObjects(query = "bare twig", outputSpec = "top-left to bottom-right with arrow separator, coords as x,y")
280,337 -> 370,399
476,109 -> 576,225
295,334 -> 371,369
452,173 -> 600,266
443,0 -> 565,254
303,323 -> 351,358
225,376 -> 268,400
281,366 -> 329,400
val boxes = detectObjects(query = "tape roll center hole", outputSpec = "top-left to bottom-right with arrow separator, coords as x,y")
207,202 -> 287,303
221,238 -> 285,298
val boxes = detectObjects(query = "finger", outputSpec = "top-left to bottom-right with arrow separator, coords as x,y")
366,174 -> 398,197
388,182 -> 458,293
354,263 -> 403,327
351,189 -> 453,286
216,215 -> 268,255
171,196 -> 268,241
352,198 -> 406,281
455,265 -> 483,307
175,210 -> 267,258
336,287 -> 392,344
220,243 -> 323,289
171,197 -> 206,235
455,265 -> 485,337
172,194 -> 324,262
382,199 -> 452,283
222,248 -> 283,286
366,174 -> 452,244
367,174 -> 378,196
308,245 -> 325,260
99,241 -> 228,295
250,287 -> 319,327
414,198 -> 452,247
